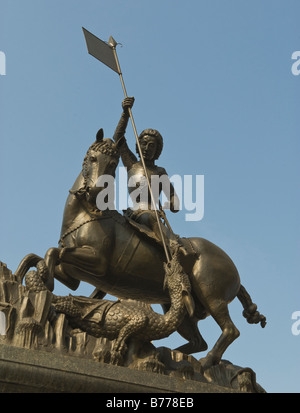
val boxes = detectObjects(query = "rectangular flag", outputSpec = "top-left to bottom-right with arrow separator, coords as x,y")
82,27 -> 120,74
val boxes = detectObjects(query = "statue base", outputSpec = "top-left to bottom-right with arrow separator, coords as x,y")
0,343 -> 245,393
0,261 -> 265,393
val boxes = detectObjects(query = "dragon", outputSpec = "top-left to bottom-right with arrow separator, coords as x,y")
24,246 -> 194,365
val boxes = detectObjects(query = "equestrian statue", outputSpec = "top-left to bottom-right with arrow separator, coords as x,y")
15,97 -> 266,371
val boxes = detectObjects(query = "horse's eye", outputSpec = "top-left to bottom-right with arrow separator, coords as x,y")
90,155 -> 97,162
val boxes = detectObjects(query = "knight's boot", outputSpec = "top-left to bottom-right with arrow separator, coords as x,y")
169,238 -> 197,261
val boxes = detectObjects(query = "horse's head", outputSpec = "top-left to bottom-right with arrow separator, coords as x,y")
79,128 -> 120,204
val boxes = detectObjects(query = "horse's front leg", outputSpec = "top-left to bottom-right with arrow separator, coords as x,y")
44,247 -> 60,291
55,245 -> 109,286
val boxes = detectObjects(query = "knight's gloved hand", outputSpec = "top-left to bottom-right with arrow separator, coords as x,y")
122,97 -> 135,112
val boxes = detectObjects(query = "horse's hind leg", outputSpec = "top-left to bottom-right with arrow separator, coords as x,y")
200,301 -> 240,370
161,304 -> 208,354
175,314 -> 208,354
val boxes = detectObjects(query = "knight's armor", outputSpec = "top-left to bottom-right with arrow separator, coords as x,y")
127,162 -> 165,211
112,100 -> 180,243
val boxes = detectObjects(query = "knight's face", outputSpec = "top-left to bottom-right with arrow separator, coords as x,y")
139,136 -> 157,161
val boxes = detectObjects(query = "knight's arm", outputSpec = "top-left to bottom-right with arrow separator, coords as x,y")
118,139 -> 138,170
113,97 -> 137,169
112,111 -> 129,143
159,167 -> 180,213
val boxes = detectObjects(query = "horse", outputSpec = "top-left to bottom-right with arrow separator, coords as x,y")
15,129 -> 266,370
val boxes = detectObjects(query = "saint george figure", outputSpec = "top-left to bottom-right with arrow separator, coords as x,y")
112,97 -> 179,241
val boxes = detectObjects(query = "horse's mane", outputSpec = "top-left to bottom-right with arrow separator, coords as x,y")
82,138 -> 120,170
72,138 -> 120,200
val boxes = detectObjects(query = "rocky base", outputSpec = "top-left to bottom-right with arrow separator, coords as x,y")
0,261 -> 265,393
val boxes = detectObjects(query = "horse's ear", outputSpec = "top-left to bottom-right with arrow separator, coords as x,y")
96,128 -> 104,142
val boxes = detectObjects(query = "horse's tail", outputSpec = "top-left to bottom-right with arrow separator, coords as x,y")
237,285 -> 266,328
14,253 -> 43,281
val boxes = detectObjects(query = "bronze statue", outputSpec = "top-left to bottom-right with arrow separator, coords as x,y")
0,260 -> 266,391
0,31 -> 267,394
112,97 -> 179,241
46,246 -> 192,366
15,107 -> 266,370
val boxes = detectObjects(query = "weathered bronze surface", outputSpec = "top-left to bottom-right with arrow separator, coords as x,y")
112,97 -> 179,242
11,97 -> 266,373
0,31 -> 267,391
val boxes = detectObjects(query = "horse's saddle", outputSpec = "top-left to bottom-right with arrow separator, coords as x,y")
122,208 -> 174,246
122,209 -> 196,258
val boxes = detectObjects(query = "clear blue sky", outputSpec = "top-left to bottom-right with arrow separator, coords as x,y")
0,0 -> 299,393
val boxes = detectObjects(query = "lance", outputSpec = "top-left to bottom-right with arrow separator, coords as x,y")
82,28 -> 171,262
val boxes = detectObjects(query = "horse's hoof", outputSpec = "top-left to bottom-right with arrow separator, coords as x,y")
110,350 -> 124,366
93,349 -> 111,364
175,338 -> 208,355
199,354 -> 217,371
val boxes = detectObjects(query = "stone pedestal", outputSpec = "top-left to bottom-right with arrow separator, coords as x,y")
0,261 -> 265,393
0,344 -> 240,393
